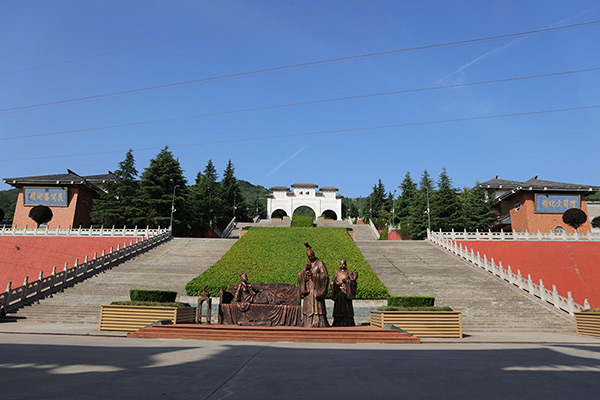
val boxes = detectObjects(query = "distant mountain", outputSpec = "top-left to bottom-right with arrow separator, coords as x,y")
0,188 -> 18,219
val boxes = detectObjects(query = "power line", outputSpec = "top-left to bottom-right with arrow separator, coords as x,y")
2,66 -> 599,141
2,104 -> 598,162
0,0 -> 376,76
2,19 -> 599,113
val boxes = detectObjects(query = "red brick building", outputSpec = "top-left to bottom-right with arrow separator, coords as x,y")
4,170 -> 115,229
480,176 -> 600,233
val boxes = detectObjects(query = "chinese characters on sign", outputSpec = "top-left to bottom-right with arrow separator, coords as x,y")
24,187 -> 68,207
535,194 -> 579,213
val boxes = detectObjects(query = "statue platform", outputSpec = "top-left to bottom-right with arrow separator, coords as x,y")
127,324 -> 421,343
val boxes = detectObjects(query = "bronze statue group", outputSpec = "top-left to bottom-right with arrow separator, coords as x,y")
232,241 -> 358,328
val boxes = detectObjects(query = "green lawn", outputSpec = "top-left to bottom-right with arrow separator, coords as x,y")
186,227 -> 389,299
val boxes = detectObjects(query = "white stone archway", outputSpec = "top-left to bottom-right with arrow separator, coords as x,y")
267,183 -> 343,220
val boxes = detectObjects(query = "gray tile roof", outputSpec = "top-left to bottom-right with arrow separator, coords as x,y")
3,170 -> 112,192
480,176 -> 599,192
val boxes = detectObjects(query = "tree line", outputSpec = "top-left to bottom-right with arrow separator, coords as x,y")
349,168 -> 497,240
92,147 -> 263,236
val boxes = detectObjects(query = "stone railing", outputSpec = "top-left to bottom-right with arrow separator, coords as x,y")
0,230 -> 172,313
428,229 -> 590,316
0,225 -> 168,237
221,217 -> 236,239
437,228 -> 600,241
368,219 -> 380,239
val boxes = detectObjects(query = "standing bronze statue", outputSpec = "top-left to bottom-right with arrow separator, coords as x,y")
331,259 -> 358,326
297,242 -> 330,327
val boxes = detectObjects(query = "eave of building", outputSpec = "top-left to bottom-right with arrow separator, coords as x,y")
3,169 -> 109,193
291,183 -> 318,188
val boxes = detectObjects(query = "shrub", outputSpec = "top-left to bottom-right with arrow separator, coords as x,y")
591,216 -> 600,229
378,226 -> 389,240
111,301 -> 190,307
583,308 -> 600,312
377,305 -> 453,311
291,214 -> 314,227
398,225 -> 411,240
388,296 -> 435,307
372,218 -> 387,230
129,289 -> 177,303
0,208 -> 4,221
562,208 -> 587,230
186,227 -> 389,299
28,205 -> 53,227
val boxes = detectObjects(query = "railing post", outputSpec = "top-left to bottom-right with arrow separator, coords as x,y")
567,292 -> 575,315
527,274 -> 534,294
517,269 -> 523,290
37,271 -> 44,295
584,299 -> 590,310
507,265 -> 513,285
552,285 -> 560,309
51,266 -> 56,288
4,282 -> 11,307
497,261 -> 503,278
63,263 -> 68,284
539,279 -> 545,302
21,276 -> 28,301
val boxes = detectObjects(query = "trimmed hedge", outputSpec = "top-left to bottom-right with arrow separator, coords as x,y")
388,296 -> 435,307
377,305 -> 453,311
129,289 -> 177,303
291,215 -> 314,227
111,301 -> 190,308
186,227 -> 389,299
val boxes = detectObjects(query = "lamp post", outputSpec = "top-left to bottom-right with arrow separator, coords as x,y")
169,180 -> 179,232
369,196 -> 372,221
233,193 -> 237,219
426,180 -> 432,232
392,189 -> 397,229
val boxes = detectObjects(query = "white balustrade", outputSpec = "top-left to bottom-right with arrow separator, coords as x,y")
0,225 -> 167,238
427,229 -> 589,315
0,229 -> 171,313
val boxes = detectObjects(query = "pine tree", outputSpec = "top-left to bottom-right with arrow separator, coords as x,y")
431,167 -> 463,232
460,184 -> 497,231
368,179 -> 388,222
91,149 -> 141,227
219,160 -> 247,225
396,171 -> 417,226
408,170 -> 434,240
136,146 -> 188,234
188,159 -> 220,235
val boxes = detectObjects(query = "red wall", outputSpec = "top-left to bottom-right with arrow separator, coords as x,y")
387,231 -> 402,240
0,236 -> 144,290
456,240 -> 600,308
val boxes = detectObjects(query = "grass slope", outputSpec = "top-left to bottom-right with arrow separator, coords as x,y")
186,227 -> 389,299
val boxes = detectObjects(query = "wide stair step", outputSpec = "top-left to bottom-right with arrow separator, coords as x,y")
129,324 -> 420,344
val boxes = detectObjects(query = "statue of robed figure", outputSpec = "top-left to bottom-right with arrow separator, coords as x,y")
331,259 -> 358,326
297,242 -> 330,328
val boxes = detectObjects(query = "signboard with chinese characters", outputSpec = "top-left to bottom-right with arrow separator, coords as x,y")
24,187 -> 68,207
534,194 -> 579,214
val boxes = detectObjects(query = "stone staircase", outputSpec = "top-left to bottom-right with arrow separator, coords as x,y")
356,240 -> 574,333
350,223 -> 378,240
11,238 -> 235,324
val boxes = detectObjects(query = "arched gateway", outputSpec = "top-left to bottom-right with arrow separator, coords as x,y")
267,183 -> 343,220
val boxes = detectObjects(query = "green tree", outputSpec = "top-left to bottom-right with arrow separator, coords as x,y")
460,184 -> 497,231
431,167 -> 463,232
91,149 -> 141,227
188,159 -> 220,235
396,171 -> 417,226
408,169 -> 434,240
136,146 -> 188,235
219,160 -> 247,225
369,179 -> 388,221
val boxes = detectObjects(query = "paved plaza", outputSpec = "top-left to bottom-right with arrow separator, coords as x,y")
1,322 -> 599,399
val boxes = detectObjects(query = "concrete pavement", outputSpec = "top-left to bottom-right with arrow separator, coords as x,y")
1,321 -> 599,400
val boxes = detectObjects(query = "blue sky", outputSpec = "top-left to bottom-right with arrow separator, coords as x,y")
1,0 -> 599,197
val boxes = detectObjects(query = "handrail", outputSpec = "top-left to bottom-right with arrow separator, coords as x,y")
0,229 -> 172,313
221,217 -> 236,239
427,229 -> 590,316
0,225 -> 167,237
368,219 -> 379,240
435,228 -> 600,241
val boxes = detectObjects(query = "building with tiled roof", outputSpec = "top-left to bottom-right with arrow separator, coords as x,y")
3,170 -> 116,229
479,176 -> 600,233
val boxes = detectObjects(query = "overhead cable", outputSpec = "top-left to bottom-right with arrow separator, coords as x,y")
2,104 -> 598,162
1,19 -> 599,113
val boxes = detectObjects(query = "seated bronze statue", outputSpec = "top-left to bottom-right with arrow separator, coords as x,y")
219,273 -> 301,326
